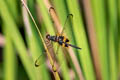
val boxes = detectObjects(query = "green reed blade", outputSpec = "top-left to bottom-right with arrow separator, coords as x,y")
3,25 -> 17,80
66,0 -> 96,80
0,1 -> 37,80
108,0 -> 118,80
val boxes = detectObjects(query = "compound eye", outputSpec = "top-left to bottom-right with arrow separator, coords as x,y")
46,34 -> 50,39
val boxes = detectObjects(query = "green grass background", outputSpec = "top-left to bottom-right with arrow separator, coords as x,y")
0,0 -> 119,80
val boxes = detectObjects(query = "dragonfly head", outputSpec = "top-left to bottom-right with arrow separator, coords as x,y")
46,34 -> 50,40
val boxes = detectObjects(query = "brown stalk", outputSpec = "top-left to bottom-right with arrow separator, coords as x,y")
22,0 -> 32,36
21,0 -> 60,80
44,0 -> 84,80
0,34 -> 5,47
69,69 -> 75,80
82,0 -> 102,80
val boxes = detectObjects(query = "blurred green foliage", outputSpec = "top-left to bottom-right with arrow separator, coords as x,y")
0,0 -> 119,80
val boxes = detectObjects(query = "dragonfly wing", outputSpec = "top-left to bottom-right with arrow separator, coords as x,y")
35,51 -> 46,67
61,14 -> 81,49
52,14 -> 74,70
60,14 -> 73,36
60,14 -> 76,47
55,43 -> 60,54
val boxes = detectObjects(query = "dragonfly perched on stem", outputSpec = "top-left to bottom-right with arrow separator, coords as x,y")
35,13 -> 82,72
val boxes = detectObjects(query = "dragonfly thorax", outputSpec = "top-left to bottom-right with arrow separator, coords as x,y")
46,34 -> 65,42
46,34 -> 58,42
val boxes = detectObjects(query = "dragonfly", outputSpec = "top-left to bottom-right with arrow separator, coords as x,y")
46,33 -> 81,49
35,13 -> 82,70
46,13 -> 81,49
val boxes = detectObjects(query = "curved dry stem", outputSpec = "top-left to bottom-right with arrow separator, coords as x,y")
21,0 -> 60,80
44,0 -> 84,80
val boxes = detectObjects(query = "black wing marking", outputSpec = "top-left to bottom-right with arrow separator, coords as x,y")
35,51 -> 46,67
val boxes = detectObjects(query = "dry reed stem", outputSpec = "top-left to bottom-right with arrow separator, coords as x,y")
21,0 -> 60,80
22,0 -> 32,36
0,34 -> 5,47
82,0 -> 102,80
44,0 -> 84,80
69,69 -> 75,80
